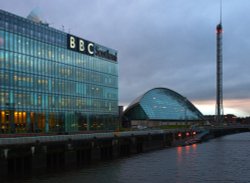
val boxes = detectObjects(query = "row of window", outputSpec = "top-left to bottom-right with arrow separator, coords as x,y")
0,70 -> 117,99
0,110 -> 118,133
1,10 -> 118,65
0,90 -> 117,113
0,30 -> 118,75
0,10 -> 66,47
0,51 -> 118,88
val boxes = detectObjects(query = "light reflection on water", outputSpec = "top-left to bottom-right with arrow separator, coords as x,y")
4,132 -> 250,183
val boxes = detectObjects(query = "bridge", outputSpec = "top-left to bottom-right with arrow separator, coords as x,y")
200,124 -> 250,140
0,124 -> 249,177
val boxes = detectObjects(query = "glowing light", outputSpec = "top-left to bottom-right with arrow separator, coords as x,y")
1,112 -> 5,120
216,29 -> 223,34
192,131 -> 197,135
192,144 -> 197,148
186,132 -> 190,136
178,133 -> 182,137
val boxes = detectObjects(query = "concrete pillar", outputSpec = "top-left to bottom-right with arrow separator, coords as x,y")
3,149 -> 9,159
31,146 -> 35,156
112,139 -> 119,158
0,156 -> 8,176
91,140 -> 101,161
65,144 -> 77,168
31,150 -> 47,171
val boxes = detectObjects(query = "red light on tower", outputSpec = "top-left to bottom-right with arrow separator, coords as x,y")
192,131 -> 197,135
186,132 -> 190,136
178,133 -> 182,137
216,24 -> 223,34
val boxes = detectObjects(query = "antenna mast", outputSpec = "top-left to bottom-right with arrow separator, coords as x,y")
220,0 -> 222,23
215,0 -> 224,124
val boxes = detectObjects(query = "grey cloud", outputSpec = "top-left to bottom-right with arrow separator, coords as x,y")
1,0 -> 250,115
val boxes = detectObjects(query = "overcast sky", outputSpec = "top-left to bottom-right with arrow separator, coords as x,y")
1,0 -> 250,116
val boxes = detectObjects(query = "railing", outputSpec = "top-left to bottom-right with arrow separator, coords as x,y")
0,130 -> 165,146
204,124 -> 250,130
1,124 -> 249,146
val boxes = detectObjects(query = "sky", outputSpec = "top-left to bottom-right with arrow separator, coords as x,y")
1,0 -> 250,117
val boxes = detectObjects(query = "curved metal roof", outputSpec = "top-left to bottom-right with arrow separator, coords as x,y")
124,87 -> 204,121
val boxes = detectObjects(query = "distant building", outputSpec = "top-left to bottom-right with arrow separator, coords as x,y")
118,106 -> 124,129
204,115 -> 216,124
224,114 -> 237,123
0,9 -> 118,133
227,116 -> 250,124
204,114 -> 237,124
242,117 -> 250,124
123,88 -> 205,128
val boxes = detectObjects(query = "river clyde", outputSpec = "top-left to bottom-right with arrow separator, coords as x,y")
4,132 -> 250,183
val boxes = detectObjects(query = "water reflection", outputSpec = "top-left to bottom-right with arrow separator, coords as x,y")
176,146 -> 183,164
192,143 -> 197,149
176,143 -> 198,164
185,144 -> 190,152
3,133 -> 250,183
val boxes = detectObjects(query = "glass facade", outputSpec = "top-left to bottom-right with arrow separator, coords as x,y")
124,88 -> 204,121
0,10 -> 118,133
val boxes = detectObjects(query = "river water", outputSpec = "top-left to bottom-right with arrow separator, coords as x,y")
5,132 -> 250,183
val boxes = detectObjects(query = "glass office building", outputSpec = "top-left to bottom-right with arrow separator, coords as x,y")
124,88 -> 204,122
0,9 -> 118,133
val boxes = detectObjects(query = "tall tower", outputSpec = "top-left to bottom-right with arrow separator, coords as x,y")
215,0 -> 224,124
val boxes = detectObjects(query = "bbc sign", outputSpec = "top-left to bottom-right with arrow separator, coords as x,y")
67,34 -> 94,55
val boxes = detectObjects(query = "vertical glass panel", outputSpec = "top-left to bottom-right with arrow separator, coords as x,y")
0,48 -> 4,68
5,31 -> 9,50
0,30 -> 4,49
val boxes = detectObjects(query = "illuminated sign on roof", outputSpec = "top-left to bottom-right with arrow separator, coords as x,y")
67,34 -> 94,55
67,34 -> 117,62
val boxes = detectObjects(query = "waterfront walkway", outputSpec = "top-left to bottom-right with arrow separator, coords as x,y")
0,124 -> 249,146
